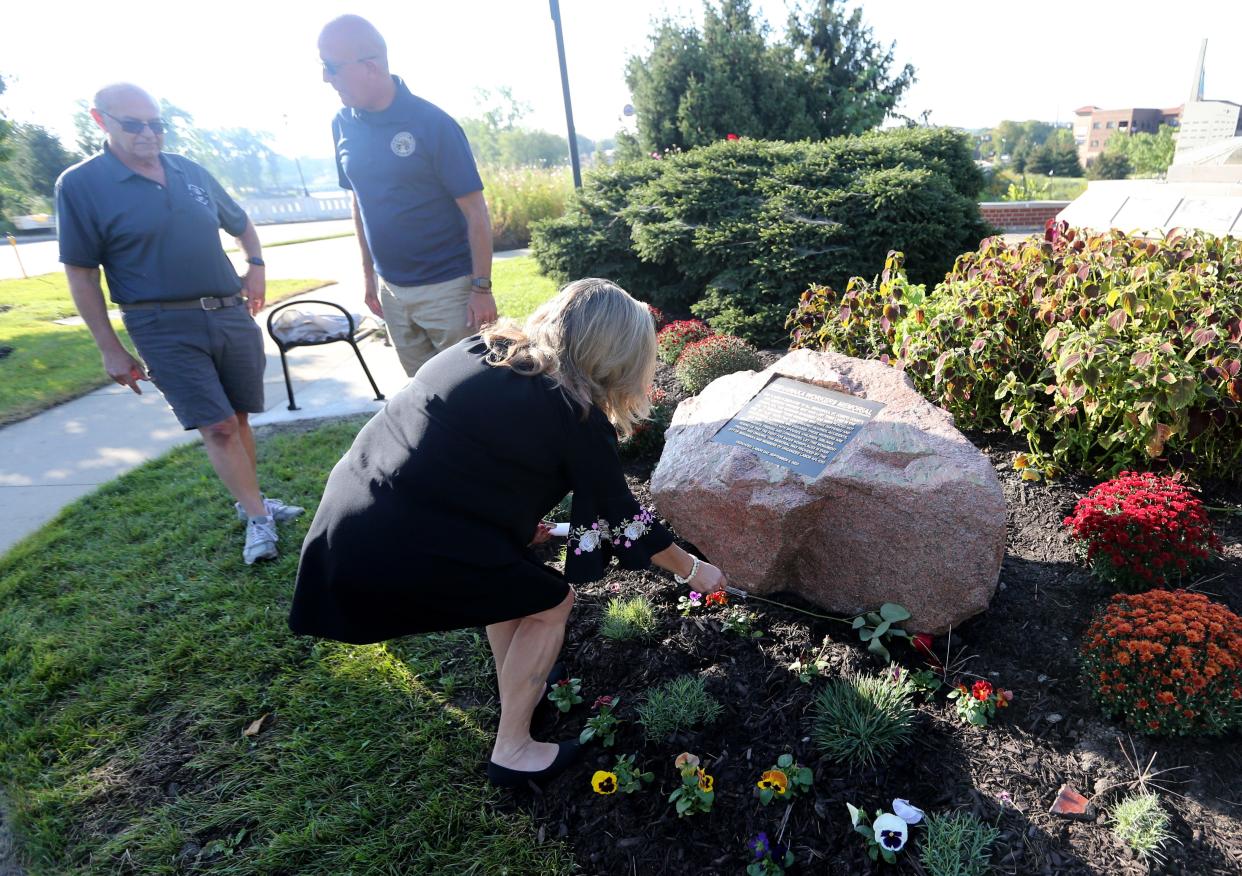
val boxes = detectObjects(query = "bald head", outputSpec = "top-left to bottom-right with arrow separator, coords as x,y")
94,83 -> 158,117
319,15 -> 389,70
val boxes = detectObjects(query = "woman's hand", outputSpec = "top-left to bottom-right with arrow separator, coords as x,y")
692,561 -> 727,594
529,521 -> 554,546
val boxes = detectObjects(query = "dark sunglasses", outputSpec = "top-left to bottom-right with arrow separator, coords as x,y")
100,110 -> 168,135
321,55 -> 377,76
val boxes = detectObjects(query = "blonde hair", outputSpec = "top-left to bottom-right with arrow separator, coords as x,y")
482,278 -> 656,437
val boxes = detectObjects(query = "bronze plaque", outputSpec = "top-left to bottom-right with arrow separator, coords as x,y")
712,376 -> 884,477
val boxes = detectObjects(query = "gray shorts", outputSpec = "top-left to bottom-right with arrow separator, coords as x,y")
121,304 -> 266,430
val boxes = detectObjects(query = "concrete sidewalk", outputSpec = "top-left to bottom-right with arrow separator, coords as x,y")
0,244 -> 531,556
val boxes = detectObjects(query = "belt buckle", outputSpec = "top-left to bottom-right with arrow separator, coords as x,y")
200,296 -> 222,311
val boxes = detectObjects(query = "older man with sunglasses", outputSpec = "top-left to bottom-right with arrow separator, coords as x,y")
55,83 -> 302,566
319,14 -> 496,378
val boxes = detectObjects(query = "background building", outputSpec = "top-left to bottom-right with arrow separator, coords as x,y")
1073,105 -> 1182,166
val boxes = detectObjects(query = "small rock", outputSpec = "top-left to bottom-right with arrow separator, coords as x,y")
1046,712 -> 1063,723
1049,783 -> 1097,821
1038,674 -> 1049,683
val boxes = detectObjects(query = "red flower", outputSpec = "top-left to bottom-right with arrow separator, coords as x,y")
912,632 -> 937,660
592,695 -> 614,710
726,133 -> 739,141
704,591 -> 728,607
972,680 -> 994,701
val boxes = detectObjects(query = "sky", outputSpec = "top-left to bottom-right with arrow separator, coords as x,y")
1,0 -> 1236,164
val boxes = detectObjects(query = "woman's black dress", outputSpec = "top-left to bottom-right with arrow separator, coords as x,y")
288,336 -> 673,644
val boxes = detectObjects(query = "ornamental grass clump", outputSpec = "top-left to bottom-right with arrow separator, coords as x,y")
1064,471 -> 1221,591
599,595 -> 657,641
657,319 -> 714,365
676,335 -> 763,394
1081,589 -> 1242,736
811,670 -> 915,768
1111,791 -> 1175,862
637,675 -> 723,740
918,811 -> 1000,876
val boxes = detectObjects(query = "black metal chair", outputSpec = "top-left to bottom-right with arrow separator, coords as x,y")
266,299 -> 386,411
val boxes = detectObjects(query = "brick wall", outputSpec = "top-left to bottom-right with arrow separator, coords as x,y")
978,201 -> 1071,232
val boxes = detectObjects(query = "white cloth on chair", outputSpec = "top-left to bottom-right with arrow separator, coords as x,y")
270,309 -> 377,344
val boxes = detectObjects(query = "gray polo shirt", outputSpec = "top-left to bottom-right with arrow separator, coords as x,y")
56,146 -> 248,303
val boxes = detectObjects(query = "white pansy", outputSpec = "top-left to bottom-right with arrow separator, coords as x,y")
892,799 -> 924,825
872,813 -> 909,852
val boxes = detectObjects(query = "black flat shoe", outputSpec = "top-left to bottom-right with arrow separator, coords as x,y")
487,739 -> 581,789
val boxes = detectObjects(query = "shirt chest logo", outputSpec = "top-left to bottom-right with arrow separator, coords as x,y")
390,131 -> 416,157
186,183 -> 211,207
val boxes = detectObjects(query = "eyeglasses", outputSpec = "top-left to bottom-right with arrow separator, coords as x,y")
100,110 -> 168,135
321,55 -> 377,76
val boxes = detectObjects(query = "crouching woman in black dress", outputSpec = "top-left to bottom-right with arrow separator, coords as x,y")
289,278 -> 726,786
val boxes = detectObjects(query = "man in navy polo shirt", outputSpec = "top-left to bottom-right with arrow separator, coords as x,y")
56,83 -> 302,566
319,14 -> 496,377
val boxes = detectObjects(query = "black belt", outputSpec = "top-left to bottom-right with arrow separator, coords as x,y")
118,294 -> 247,312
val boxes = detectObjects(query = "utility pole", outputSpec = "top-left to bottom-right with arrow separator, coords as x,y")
549,0 -> 582,188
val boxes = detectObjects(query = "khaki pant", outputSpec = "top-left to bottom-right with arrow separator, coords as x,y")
378,274 -> 474,377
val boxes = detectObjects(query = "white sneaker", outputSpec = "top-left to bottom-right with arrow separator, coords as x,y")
243,515 -> 279,565
235,496 -> 305,523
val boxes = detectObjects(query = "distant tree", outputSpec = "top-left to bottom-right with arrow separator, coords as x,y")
73,100 -> 101,156
0,74 -> 17,226
1026,129 -> 1082,177
1103,124 -> 1176,178
462,87 -> 573,168
625,0 -> 914,152
12,124 -> 78,197
0,75 -> 12,165
1088,151 -> 1132,180
987,119 -> 1057,172
499,129 -> 568,167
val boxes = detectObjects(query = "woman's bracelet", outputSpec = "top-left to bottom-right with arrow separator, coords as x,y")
673,555 -> 702,586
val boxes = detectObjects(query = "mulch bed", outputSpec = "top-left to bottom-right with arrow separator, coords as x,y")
496,356 -> 1242,876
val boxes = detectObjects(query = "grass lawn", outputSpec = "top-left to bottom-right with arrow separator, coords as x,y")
0,276 -> 333,426
493,255 -> 558,321
0,417 -> 574,875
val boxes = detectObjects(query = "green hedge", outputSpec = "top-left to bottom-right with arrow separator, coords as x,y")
788,227 -> 1242,481
532,128 -> 990,346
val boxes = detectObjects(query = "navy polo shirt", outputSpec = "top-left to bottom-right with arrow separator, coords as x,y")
55,146 -> 247,303
333,77 -> 484,287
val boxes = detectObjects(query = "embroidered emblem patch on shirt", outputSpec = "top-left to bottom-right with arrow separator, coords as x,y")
390,131 -> 416,157
186,183 -> 210,207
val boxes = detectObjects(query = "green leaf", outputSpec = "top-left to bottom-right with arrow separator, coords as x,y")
858,628 -> 874,641
873,619 -> 892,638
777,753 -> 793,769
847,802 -> 863,826
879,602 -> 911,622
851,616 -> 866,629
867,638 -> 891,661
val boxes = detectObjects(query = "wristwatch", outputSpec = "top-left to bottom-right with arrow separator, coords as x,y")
246,257 -> 265,267
471,277 -> 493,292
